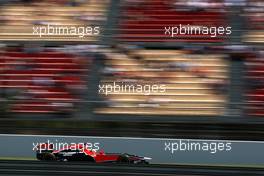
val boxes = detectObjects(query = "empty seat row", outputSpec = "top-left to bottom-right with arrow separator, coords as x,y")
0,0 -> 109,41
95,48 -> 229,116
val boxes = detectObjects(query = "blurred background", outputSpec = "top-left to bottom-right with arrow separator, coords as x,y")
0,0 -> 263,140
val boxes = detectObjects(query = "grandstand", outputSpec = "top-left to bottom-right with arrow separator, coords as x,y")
243,0 -> 264,43
0,0 -> 263,123
0,0 -> 109,41
0,45 -> 89,114
1,2 -> 264,173
117,0 -> 229,43
246,50 -> 264,116
95,48 -> 229,116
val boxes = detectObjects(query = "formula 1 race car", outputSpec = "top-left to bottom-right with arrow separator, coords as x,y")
36,143 -> 151,164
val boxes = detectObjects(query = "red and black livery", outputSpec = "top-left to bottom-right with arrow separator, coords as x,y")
36,143 -> 151,164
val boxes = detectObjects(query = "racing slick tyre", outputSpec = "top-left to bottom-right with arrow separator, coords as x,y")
137,160 -> 149,165
36,153 -> 44,160
83,156 -> 96,162
42,153 -> 56,161
117,155 -> 130,164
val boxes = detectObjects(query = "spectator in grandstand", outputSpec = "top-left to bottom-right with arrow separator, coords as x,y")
211,79 -> 228,94
167,62 -> 194,72
224,0 -> 246,6
23,43 -> 44,53
172,0 -> 223,11
0,43 -> 6,49
32,77 -> 55,86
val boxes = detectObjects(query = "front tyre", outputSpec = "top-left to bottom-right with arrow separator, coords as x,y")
137,160 -> 149,165
117,155 -> 130,164
82,156 -> 96,162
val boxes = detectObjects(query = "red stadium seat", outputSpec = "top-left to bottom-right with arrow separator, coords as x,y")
1,48 -> 88,114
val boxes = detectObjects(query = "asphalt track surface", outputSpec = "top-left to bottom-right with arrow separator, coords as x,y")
0,160 -> 263,176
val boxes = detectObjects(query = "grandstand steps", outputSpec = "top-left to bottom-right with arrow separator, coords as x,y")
95,108 -> 223,116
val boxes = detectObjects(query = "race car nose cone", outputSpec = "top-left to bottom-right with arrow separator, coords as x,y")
143,157 -> 152,160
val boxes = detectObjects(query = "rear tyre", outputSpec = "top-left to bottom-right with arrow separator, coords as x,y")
83,156 -> 96,163
43,153 -> 56,161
